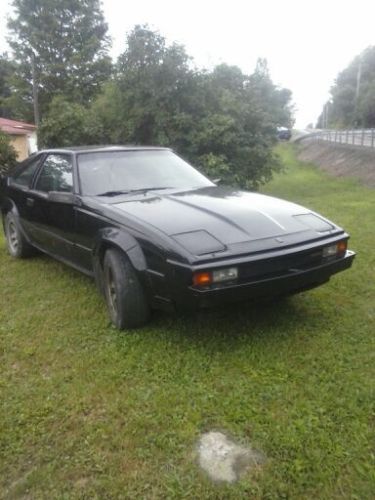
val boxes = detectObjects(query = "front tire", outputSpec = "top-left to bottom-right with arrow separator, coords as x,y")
103,248 -> 150,329
4,212 -> 35,258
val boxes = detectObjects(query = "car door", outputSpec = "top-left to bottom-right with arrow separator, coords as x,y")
26,153 -> 76,261
6,154 -> 45,240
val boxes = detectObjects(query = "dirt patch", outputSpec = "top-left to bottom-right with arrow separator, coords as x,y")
197,431 -> 265,483
297,140 -> 375,187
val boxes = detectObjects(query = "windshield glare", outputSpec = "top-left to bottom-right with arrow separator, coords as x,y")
77,150 -> 213,196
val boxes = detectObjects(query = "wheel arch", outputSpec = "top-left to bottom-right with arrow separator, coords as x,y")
92,228 -> 147,295
1,198 -> 20,231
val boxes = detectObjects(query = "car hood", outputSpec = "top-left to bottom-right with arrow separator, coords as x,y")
104,186 -> 340,256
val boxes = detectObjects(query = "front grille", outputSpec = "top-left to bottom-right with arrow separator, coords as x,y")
239,249 -> 324,282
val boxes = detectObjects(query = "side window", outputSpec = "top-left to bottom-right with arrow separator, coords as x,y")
35,154 -> 73,193
10,155 -> 42,187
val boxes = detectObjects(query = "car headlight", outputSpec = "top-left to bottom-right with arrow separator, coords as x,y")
322,240 -> 347,258
212,267 -> 238,283
193,267 -> 238,287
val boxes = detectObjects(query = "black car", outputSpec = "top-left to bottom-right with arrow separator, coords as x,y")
0,146 -> 355,329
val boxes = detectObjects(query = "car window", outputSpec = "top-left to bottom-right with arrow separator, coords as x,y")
77,150 -> 213,196
35,154 -> 73,193
10,155 -> 42,187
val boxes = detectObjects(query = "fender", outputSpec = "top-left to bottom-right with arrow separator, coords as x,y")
1,198 -> 24,234
1,196 -> 18,216
92,227 -> 148,294
93,227 -> 147,270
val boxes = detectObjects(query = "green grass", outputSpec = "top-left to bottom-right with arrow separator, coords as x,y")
0,143 -> 374,499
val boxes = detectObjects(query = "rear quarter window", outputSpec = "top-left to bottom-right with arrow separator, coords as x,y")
10,155 -> 43,188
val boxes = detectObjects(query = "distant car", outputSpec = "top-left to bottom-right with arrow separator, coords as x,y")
277,127 -> 292,140
0,146 -> 355,329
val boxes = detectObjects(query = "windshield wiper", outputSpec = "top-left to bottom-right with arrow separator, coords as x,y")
97,190 -> 130,196
97,187 -> 173,197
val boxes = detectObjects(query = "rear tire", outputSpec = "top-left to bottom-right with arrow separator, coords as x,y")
4,212 -> 35,258
103,248 -> 150,329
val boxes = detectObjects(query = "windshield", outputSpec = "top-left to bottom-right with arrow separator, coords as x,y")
77,150 -> 213,196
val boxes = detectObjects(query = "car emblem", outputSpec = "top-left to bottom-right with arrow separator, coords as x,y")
275,237 -> 284,243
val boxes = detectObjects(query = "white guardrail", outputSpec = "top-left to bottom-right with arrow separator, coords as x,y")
312,129 -> 375,149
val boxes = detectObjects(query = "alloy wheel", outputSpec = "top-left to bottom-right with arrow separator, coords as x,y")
7,221 -> 19,254
106,266 -> 118,317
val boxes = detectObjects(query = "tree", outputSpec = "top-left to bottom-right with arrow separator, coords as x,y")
29,24 -> 293,189
91,26 -> 293,189
115,25 -> 196,146
319,46 -> 375,128
38,96 -> 104,148
7,0 -> 112,123
0,132 -> 18,174
356,78 -> 375,127
0,53 -> 17,118
191,63 -> 282,189
248,58 -> 294,129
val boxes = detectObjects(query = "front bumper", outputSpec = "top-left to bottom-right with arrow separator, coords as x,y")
174,250 -> 355,309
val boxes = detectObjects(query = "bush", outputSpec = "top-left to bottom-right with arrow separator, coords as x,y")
38,96 -> 104,148
0,131 -> 18,174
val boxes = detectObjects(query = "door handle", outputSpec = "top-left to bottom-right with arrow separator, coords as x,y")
26,197 -> 35,207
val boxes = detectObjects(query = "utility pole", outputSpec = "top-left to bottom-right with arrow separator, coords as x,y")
355,56 -> 362,101
325,102 -> 329,129
354,55 -> 362,127
322,102 -> 329,129
31,51 -> 39,128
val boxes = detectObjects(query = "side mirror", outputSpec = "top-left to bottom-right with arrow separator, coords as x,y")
48,191 -> 75,204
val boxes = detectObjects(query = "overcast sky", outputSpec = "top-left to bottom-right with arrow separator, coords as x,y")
1,0 -> 375,127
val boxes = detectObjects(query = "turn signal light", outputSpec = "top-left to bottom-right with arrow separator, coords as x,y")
193,271 -> 212,287
193,267 -> 239,287
336,240 -> 347,255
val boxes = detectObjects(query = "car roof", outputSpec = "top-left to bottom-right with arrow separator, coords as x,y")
38,145 -> 171,154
